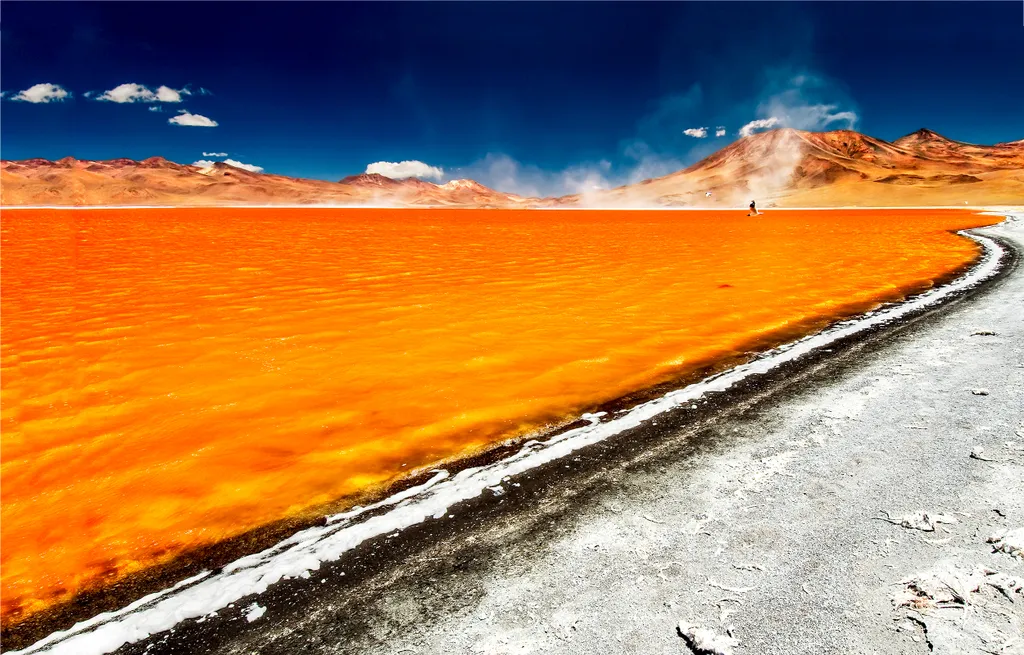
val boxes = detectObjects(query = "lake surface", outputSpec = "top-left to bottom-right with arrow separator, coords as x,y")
0,207 -> 997,624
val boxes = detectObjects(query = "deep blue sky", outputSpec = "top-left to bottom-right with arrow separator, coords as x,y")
1,1 -> 1021,191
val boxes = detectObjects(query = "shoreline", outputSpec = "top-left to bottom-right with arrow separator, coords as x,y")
2,204 -> 1021,211
2,216 -> 1017,655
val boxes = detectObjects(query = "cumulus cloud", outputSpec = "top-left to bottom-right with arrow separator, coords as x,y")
203,151 -> 228,157
683,127 -> 708,138
155,85 -> 187,102
97,83 -> 190,103
148,106 -> 162,112
192,158 -> 263,173
11,83 -> 70,103
738,116 -> 780,137
168,110 -> 218,127
365,160 -> 444,180
715,126 -> 726,137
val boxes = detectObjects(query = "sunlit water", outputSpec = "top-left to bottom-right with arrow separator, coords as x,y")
0,207 -> 998,624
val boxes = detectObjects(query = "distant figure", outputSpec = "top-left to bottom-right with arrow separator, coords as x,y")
748,200 -> 759,216
705,191 -> 712,198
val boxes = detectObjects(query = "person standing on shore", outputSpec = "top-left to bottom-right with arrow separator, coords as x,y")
748,200 -> 759,216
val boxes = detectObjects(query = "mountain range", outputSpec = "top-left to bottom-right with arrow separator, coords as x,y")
2,128 -> 1021,208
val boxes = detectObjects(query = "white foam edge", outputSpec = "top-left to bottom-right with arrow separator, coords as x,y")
10,222 -> 1012,655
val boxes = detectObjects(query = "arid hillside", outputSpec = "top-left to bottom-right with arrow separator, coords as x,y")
549,128 -> 1024,208
0,159 -> 531,207
2,128 -> 1021,207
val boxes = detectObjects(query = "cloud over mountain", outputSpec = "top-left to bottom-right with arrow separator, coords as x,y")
365,160 -> 444,180
739,117 -> 780,137
192,158 -> 263,172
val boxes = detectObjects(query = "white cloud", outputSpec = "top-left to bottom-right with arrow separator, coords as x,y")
715,126 -> 726,137
223,159 -> 263,173
365,160 -> 444,180
148,106 -> 162,112
97,83 -> 190,103
11,83 -> 70,103
738,117 -> 780,137
683,127 -> 708,138
97,83 -> 154,103
192,158 -> 263,173
203,152 -> 228,157
155,85 -> 188,102
754,72 -> 859,132
169,110 -> 218,127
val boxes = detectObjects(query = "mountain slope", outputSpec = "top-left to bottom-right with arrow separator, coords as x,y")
549,127 -> 1023,208
2,127 -> 1021,207
0,160 -> 527,207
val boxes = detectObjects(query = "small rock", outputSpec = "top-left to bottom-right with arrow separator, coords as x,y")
988,528 -> 1024,559
677,621 -> 739,655
971,331 -> 997,336
970,447 -> 995,461
971,389 -> 990,396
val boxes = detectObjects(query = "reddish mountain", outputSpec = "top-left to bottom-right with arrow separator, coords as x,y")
0,159 -> 527,207
2,128 -> 1021,207
552,127 -> 1023,208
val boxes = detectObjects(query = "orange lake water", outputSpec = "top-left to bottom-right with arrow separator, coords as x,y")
0,207 -> 999,624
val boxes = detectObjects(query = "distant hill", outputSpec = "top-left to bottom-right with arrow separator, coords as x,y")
545,127 -> 1024,208
2,128 -> 1021,207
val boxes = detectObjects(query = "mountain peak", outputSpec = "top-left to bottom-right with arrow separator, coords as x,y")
139,156 -> 181,169
439,179 -> 485,191
338,172 -> 402,187
893,128 -> 962,146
